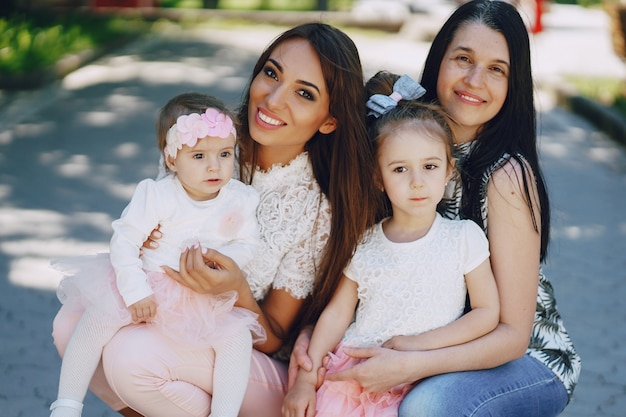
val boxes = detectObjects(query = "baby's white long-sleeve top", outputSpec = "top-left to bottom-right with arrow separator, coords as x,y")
110,175 -> 261,307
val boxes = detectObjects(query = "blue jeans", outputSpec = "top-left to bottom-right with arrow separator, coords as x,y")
399,355 -> 568,417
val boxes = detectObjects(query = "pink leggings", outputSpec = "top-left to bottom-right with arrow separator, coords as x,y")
52,305 -> 288,417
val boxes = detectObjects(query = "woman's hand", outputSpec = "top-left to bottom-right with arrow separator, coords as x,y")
162,246 -> 245,296
288,326 -> 313,389
325,346 -> 416,392
288,326 -> 329,390
142,225 -> 162,250
164,247 -> 304,354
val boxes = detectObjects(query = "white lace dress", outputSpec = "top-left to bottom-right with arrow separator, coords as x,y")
314,214 -> 490,417
240,152 -> 331,302
341,214 -> 489,348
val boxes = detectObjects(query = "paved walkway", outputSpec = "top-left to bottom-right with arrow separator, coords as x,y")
0,4 -> 625,416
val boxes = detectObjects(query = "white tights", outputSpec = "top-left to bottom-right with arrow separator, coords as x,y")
50,309 -> 124,417
51,308 -> 255,417
209,329 -> 252,417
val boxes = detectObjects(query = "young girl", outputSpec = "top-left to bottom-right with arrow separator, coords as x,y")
49,93 -> 264,417
282,73 -> 500,417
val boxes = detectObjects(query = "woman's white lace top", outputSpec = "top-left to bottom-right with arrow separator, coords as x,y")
241,152 -> 331,301
341,214 -> 489,348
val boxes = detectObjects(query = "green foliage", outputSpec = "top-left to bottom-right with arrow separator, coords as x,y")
0,0 -> 354,77
613,96 -> 626,116
0,14 -> 144,75
567,76 -> 625,104
566,76 -> 626,119
0,0 -> 346,77
160,0 -> 204,7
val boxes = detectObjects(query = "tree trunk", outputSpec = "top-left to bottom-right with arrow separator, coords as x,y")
606,1 -> 626,60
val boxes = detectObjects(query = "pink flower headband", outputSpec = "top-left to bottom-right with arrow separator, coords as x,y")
164,108 -> 236,159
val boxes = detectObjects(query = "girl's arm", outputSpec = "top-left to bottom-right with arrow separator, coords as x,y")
301,275 -> 359,382
383,258 -> 499,351
111,179 -> 162,307
282,276 -> 359,417
323,160 -> 541,392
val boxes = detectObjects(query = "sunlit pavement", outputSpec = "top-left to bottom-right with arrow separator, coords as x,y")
0,4 -> 625,416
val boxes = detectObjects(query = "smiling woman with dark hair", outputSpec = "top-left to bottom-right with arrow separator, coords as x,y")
289,2 -> 581,416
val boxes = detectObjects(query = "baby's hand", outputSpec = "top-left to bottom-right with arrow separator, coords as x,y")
129,296 -> 157,323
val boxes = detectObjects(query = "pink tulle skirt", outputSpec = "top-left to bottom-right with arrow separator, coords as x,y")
315,342 -> 412,417
53,253 -> 265,348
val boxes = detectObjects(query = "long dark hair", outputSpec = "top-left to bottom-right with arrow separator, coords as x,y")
237,23 -> 380,331
420,0 -> 550,260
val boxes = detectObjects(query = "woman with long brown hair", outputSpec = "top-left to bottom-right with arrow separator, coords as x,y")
51,22 -> 380,417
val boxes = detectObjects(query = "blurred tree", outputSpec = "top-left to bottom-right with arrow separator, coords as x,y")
203,0 -> 218,7
606,1 -> 626,60
316,0 -> 328,9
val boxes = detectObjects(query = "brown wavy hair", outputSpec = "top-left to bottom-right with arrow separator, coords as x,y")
237,23 -> 382,336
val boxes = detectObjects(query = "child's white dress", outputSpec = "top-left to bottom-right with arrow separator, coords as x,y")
54,176 -> 265,347
315,214 -> 490,417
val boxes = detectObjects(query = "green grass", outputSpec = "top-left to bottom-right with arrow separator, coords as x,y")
566,76 -> 626,119
0,13 -> 148,75
0,0 -> 353,77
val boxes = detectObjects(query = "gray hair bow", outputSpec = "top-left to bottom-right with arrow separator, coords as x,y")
366,74 -> 426,118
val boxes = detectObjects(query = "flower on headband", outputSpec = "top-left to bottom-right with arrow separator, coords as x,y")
202,108 -> 235,139
177,113 -> 209,147
164,108 -> 236,159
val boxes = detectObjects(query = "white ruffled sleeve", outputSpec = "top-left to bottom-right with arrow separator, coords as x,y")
273,196 -> 331,299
